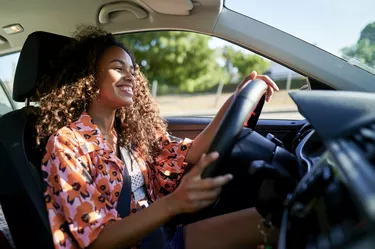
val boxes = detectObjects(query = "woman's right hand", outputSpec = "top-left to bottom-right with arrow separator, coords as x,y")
166,152 -> 233,215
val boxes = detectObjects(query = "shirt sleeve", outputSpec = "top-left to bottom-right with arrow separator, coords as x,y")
41,129 -> 120,249
153,132 -> 193,196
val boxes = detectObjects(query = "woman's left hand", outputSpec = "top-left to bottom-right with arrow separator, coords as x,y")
186,71 -> 279,165
236,71 -> 279,102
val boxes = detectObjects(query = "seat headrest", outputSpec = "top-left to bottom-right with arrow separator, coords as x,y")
13,31 -> 74,102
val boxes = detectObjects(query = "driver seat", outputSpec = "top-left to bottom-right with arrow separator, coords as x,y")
0,31 -> 73,249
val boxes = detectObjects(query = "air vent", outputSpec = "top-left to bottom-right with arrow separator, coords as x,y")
349,123 -> 375,164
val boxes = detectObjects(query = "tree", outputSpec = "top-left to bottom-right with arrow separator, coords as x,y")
360,22 -> 375,43
341,22 -> 375,69
117,31 -> 269,93
118,31 -> 228,93
222,46 -> 270,82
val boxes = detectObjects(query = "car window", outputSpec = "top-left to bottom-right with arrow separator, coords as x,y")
116,31 -> 305,120
0,52 -> 22,111
0,83 -> 13,115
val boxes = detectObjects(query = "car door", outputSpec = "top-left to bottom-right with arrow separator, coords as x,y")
167,117 -> 305,147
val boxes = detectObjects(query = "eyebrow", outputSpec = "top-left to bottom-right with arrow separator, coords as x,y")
110,59 -> 134,70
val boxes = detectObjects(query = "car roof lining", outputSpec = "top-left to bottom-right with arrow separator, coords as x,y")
0,0 -> 222,55
1,0 -> 375,93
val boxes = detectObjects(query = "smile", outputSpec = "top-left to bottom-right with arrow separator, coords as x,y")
117,85 -> 134,96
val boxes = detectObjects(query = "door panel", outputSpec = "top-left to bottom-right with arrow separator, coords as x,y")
166,117 -> 211,139
166,117 -> 306,150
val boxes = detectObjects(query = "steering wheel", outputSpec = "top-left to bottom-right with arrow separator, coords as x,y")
201,79 -> 268,178
171,79 -> 293,226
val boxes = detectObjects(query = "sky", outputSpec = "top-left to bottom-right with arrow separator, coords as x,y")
1,0 -> 375,85
224,0 -> 375,56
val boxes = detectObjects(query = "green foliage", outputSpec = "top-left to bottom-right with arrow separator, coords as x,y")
118,31 -> 269,93
341,22 -> 375,69
222,46 -> 270,81
360,22 -> 375,43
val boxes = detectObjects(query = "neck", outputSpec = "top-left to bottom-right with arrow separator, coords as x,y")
87,103 -> 116,135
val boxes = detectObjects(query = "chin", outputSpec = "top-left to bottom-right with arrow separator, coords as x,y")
117,98 -> 133,108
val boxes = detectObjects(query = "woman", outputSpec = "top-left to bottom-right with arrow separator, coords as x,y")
38,26 -> 279,249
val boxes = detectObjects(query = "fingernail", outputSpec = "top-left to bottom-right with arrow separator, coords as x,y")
226,174 -> 233,180
211,151 -> 219,158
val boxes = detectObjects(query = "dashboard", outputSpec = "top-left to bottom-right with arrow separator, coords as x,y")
278,90 -> 375,249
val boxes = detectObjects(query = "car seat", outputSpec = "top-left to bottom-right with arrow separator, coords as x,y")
0,31 -> 73,249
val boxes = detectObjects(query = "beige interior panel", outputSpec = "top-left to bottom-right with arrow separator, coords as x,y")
0,0 -> 222,55
140,0 -> 193,15
98,2 -> 149,24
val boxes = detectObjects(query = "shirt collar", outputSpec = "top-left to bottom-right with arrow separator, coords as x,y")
69,111 -> 113,155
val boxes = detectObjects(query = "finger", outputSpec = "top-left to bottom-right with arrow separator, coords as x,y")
189,174 -> 233,190
243,110 -> 253,126
188,188 -> 222,201
188,152 -> 219,177
196,152 -> 219,172
192,200 -> 216,210
244,71 -> 256,82
250,70 -> 258,80
266,86 -> 274,102
188,153 -> 206,176
239,71 -> 257,89
198,153 -> 207,164
256,75 -> 279,91
210,174 -> 233,187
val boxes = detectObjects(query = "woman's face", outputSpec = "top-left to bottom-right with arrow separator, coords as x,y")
95,46 -> 135,109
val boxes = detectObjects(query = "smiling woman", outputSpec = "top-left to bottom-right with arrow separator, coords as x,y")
34,26 -> 280,249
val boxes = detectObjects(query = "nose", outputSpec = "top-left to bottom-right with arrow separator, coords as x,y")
122,69 -> 135,80
120,71 -> 135,87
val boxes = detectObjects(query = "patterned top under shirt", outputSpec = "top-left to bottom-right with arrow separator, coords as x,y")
119,146 -> 149,209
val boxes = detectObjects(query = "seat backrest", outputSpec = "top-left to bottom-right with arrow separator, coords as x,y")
0,31 -> 73,249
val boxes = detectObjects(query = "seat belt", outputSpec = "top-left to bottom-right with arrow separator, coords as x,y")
116,153 -> 132,219
116,148 -> 172,249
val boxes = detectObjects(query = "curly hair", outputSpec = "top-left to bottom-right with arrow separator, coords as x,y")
36,26 -> 167,162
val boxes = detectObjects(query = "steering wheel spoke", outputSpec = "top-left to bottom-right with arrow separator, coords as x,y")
201,79 -> 269,179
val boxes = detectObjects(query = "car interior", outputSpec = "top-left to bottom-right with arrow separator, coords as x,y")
1,0 -> 375,249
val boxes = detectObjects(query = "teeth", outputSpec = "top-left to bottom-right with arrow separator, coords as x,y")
119,86 -> 133,92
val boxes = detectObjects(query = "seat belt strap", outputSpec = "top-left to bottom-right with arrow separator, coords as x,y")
115,148 -> 172,249
116,150 -> 132,218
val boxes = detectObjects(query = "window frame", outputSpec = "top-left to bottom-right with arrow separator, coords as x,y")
0,78 -> 16,113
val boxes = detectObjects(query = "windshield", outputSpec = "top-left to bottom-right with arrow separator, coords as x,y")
225,0 -> 375,75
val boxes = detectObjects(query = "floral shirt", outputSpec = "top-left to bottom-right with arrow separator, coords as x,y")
41,112 -> 192,249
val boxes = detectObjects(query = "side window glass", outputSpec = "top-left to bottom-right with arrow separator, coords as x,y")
117,31 -> 306,119
0,52 -> 22,111
0,84 -> 12,115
